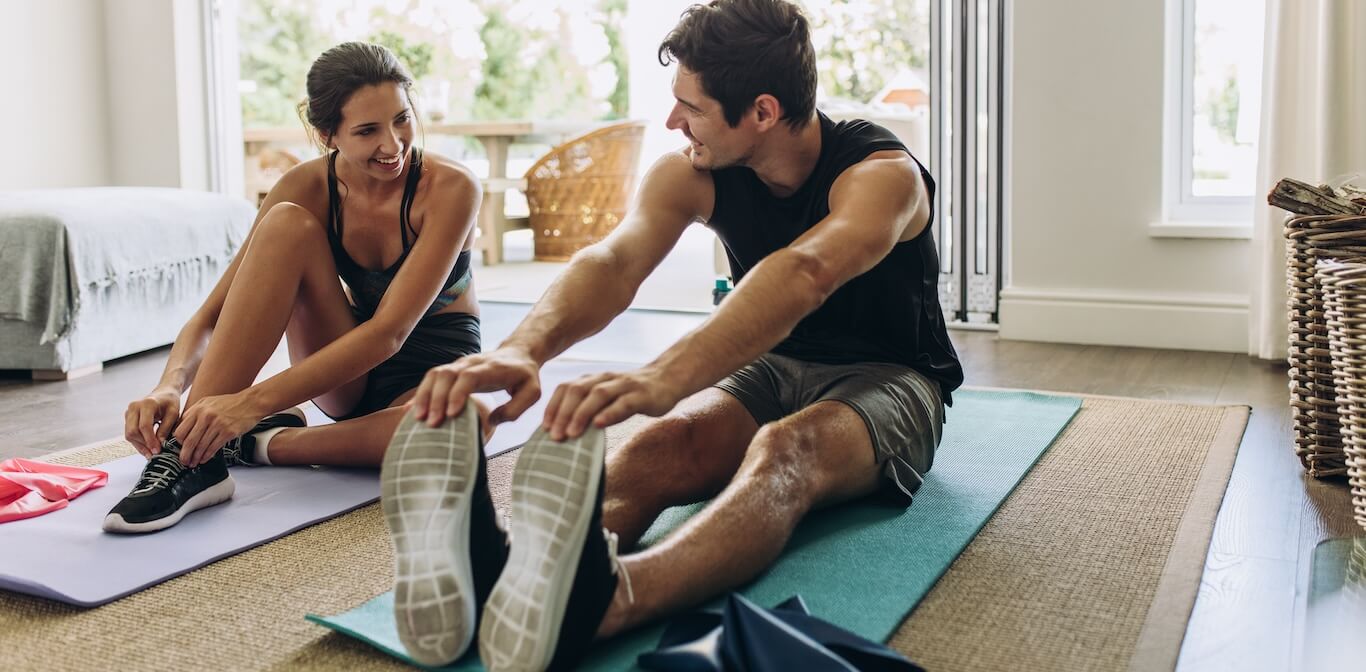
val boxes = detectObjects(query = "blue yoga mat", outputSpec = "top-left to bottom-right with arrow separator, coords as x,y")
308,389 -> 1082,670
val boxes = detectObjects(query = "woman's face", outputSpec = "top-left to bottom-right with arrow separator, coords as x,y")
327,82 -> 416,181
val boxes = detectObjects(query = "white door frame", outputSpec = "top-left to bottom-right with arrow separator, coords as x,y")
200,0 -> 245,198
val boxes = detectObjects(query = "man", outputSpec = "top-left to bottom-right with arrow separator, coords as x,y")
379,0 -> 963,669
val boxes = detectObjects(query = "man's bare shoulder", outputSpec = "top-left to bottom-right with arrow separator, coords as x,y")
852,149 -> 920,175
832,149 -> 930,241
636,149 -> 714,221
836,149 -> 926,199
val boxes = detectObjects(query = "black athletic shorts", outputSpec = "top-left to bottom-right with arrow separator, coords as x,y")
326,311 -> 481,420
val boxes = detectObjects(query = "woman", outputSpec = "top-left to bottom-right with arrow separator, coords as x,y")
105,42 -> 487,533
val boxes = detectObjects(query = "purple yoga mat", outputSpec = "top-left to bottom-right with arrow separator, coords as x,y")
0,360 -> 626,607
0,458 -> 379,607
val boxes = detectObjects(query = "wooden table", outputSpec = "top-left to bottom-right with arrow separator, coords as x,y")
244,120 -> 597,264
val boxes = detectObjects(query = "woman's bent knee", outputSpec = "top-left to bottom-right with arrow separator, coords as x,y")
257,202 -> 328,244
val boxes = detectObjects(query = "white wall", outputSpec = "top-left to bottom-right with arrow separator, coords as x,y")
999,0 -> 1252,352
0,0 -> 111,188
0,0 -> 213,191
627,0 -> 694,165
103,0 -> 211,190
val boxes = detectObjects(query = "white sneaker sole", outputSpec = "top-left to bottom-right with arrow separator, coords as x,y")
100,475 -> 236,534
479,426 -> 605,672
382,406 -> 481,667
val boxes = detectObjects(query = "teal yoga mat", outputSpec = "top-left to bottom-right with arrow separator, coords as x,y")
308,389 -> 1082,670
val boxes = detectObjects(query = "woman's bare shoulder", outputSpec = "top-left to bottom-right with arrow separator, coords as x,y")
418,150 -> 480,192
266,155 -> 331,214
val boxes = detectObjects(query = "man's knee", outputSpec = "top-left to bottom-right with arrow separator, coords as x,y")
748,413 -> 878,507
746,422 -> 822,502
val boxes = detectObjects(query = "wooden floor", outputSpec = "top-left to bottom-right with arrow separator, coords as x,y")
0,308 -> 1358,672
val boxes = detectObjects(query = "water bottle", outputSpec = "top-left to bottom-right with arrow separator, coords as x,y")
712,277 -> 732,306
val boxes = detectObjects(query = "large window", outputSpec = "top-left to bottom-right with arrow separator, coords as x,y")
1166,0 -> 1266,222
238,0 -> 628,130
235,0 -> 628,206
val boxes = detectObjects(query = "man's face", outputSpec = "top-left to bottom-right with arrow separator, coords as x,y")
664,67 -> 754,170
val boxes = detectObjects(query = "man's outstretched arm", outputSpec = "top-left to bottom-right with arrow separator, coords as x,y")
543,151 -> 930,439
412,152 -> 708,426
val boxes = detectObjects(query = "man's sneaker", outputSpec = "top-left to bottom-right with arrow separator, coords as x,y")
102,438 -> 235,534
479,426 -> 626,672
382,404 -> 510,667
221,406 -> 307,466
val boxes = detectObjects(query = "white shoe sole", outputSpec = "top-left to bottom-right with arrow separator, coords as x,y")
382,406 -> 481,667
101,475 -> 236,534
479,426 -> 605,672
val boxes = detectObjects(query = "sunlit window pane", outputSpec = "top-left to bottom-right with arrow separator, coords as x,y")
1189,0 -> 1264,197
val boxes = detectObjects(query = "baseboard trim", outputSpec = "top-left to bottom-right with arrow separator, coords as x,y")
999,287 -> 1249,353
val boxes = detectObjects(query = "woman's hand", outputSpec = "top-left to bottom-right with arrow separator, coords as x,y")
173,392 -> 265,467
124,388 -> 183,458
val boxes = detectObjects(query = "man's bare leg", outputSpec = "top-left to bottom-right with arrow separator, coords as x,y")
602,388 -> 759,549
595,400 -> 883,638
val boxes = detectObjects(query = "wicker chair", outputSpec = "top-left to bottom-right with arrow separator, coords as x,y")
521,121 -> 646,261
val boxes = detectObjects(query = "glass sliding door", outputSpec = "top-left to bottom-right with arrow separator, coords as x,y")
933,0 -> 1004,325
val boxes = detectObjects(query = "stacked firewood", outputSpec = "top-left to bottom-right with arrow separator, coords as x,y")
1269,177 -> 1366,216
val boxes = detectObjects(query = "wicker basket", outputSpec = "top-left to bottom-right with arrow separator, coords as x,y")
1319,260 -> 1366,532
524,121 -> 646,261
1285,214 -> 1366,477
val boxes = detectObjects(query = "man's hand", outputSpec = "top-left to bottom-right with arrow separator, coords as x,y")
173,392 -> 264,467
543,367 -> 683,440
124,388 -> 182,458
413,347 -> 543,428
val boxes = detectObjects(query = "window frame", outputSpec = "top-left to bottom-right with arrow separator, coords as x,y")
1161,0 -> 1255,224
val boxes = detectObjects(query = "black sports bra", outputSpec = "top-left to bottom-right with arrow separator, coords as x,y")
325,147 -> 471,319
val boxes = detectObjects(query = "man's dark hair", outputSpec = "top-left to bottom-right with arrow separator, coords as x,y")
658,0 -> 817,130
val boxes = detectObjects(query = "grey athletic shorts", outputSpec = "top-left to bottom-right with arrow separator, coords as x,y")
714,353 -> 945,505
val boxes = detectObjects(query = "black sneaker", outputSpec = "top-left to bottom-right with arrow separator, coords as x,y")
383,404 -> 510,667
102,438 -> 235,534
479,426 -> 624,672
221,406 -> 307,466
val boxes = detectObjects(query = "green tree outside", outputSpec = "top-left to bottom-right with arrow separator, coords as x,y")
240,0 -> 630,130
239,0 -> 332,128
805,0 -> 929,103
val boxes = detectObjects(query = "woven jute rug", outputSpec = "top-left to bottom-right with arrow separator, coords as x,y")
0,394 -> 1246,672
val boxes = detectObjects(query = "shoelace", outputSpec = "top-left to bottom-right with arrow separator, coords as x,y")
604,529 -> 635,605
131,452 -> 185,495
220,438 -> 244,466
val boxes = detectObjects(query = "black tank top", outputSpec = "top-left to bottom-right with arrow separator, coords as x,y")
326,147 -> 471,319
706,112 -> 963,403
